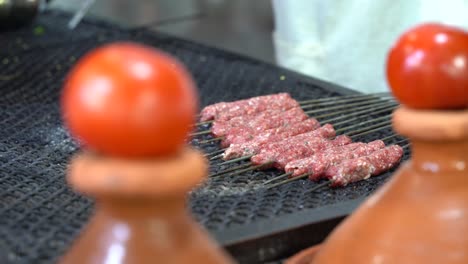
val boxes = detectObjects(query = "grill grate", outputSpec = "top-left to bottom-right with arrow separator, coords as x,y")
0,11 -> 409,264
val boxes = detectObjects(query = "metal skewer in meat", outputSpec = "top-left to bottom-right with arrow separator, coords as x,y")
223,104 -> 390,155
266,144 -> 405,190
326,144 -> 404,187
199,92 -> 392,123
209,124 -> 334,165
208,99 -> 392,137
299,93 -> 392,109
303,97 -> 395,116
297,92 -> 391,105
211,123 -> 400,178
311,101 -> 396,121
251,135 -> 352,170
263,142 -> 371,184
194,98 -> 395,143
196,93 -> 398,181
216,114 -> 393,166
284,140 -> 386,180
204,148 -> 225,158
222,117 -> 320,147
220,113 -> 391,164
212,106 -> 309,138
207,103 -> 395,160
195,93 -> 395,133
221,114 -> 314,148
320,106 -> 396,128
216,135 -> 352,178
274,136 -> 354,170
212,102 -> 390,146
263,135 -> 402,184
223,123 -> 332,160
211,107 -> 294,137
200,93 -> 299,122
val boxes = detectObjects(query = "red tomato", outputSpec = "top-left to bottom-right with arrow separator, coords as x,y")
386,23 -> 468,109
61,42 -> 198,157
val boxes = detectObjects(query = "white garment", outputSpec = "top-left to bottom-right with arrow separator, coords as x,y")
272,0 -> 468,93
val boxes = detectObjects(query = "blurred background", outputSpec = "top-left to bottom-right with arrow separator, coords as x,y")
51,0 -> 276,63
22,0 -> 468,93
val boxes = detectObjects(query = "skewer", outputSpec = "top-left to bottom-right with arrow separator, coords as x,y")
302,145 -> 410,192
202,106 -> 395,161
304,98 -> 395,115
313,101 -> 397,120
209,163 -> 253,178
263,172 -> 292,185
194,120 -> 213,127
319,104 -> 396,124
200,105 -> 396,160
380,134 -> 400,142
68,0 -> 96,29
401,143 -> 411,149
198,137 -> 223,144
192,130 -> 212,136
192,100 -> 396,140
209,120 -> 402,179
197,120 -> 213,126
392,138 -> 409,145
267,143 -> 411,190
204,148 -> 225,158
263,135 -> 405,185
194,95 -> 395,128
297,92 -> 391,105
265,174 -> 309,190
195,93 -> 391,126
335,115 -> 391,132
207,129 -> 397,179
218,162 -> 273,176
209,153 -> 224,160
205,105 -> 391,161
300,96 -> 392,109
207,118 -> 395,176
211,116 -> 392,164
348,122 -> 392,137
306,181 -> 330,193
217,155 -> 254,166
195,92 -> 397,172
333,114 -> 391,130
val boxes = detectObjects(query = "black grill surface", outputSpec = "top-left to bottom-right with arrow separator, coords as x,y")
0,11 -> 409,264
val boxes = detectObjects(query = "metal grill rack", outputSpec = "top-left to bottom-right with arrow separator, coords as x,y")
0,11 -> 409,264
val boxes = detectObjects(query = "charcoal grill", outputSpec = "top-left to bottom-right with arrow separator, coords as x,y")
0,11 -> 410,264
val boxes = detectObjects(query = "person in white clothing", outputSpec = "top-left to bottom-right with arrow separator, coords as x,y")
272,0 -> 468,93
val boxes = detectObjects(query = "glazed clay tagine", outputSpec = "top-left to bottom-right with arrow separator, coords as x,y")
59,43 -> 234,264
290,23 -> 468,263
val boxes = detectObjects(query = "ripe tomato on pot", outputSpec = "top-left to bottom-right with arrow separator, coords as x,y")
386,23 -> 468,109
61,42 -> 198,157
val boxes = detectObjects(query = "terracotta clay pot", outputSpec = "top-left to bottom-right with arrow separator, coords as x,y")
309,107 -> 468,264
59,148 -> 234,264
